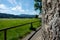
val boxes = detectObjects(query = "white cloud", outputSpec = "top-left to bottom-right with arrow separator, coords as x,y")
0,9 -> 10,13
32,11 -> 39,15
0,4 -> 37,15
0,4 -> 12,14
12,5 -> 21,10
0,4 -> 8,9
0,4 -> 25,15
11,5 -> 25,12
7,0 -> 17,5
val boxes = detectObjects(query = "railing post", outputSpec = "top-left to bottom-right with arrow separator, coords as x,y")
30,23 -> 33,29
30,22 -> 36,31
4,30 -> 7,40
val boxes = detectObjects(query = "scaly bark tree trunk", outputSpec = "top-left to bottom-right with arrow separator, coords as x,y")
41,0 -> 60,40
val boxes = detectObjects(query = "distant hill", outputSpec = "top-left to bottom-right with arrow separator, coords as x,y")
0,13 -> 36,18
19,14 -> 36,18
0,13 -> 20,18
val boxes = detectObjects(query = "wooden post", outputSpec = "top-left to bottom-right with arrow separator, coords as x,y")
30,23 -> 36,31
4,30 -> 7,40
31,23 -> 33,29
30,23 -> 33,30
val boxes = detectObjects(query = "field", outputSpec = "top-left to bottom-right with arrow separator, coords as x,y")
0,18 -> 41,40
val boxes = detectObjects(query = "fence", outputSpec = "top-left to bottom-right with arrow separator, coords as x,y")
0,21 -> 40,40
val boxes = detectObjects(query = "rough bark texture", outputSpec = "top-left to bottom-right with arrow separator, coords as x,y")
41,0 -> 60,40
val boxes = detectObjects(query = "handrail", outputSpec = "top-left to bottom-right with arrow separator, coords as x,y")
0,20 -> 40,40
28,26 -> 41,40
0,21 -> 39,31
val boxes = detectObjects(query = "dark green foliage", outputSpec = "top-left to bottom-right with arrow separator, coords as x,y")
34,0 -> 42,13
35,0 -> 42,2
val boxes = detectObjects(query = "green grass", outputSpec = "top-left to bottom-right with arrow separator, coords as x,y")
0,18 -> 41,40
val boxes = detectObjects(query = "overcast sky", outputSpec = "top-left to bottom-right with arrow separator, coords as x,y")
0,0 -> 39,15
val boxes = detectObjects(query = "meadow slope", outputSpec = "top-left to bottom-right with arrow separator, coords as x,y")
0,18 -> 41,40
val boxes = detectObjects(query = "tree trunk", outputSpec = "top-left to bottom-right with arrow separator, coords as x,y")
41,0 -> 60,40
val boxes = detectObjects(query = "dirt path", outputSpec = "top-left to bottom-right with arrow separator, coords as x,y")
21,27 -> 42,40
30,28 -> 42,40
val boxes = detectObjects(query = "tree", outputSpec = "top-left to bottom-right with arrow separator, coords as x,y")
34,0 -> 42,13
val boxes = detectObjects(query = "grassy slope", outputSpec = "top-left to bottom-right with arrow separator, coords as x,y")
0,18 -> 41,40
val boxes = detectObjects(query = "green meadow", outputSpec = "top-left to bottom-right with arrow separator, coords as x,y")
0,18 -> 41,40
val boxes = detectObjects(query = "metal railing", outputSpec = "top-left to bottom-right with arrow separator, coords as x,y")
0,21 -> 40,40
